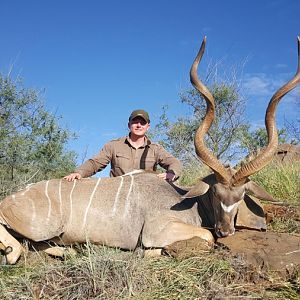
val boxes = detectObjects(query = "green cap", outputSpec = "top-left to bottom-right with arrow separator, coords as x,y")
129,109 -> 150,123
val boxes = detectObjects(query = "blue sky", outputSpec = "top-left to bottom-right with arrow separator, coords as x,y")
1,0 -> 299,175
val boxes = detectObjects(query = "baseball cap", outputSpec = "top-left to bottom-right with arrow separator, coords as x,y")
129,109 -> 150,123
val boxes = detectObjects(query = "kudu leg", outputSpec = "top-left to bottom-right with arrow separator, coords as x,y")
0,224 -> 23,264
29,239 -> 77,259
162,221 -> 214,246
143,221 -> 214,250
144,249 -> 163,257
43,246 -> 77,258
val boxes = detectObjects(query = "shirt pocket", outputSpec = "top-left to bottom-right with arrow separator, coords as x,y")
115,153 -> 131,169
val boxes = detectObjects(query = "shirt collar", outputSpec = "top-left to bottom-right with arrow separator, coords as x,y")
125,134 -> 151,147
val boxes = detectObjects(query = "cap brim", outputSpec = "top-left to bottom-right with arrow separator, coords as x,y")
130,114 -> 148,122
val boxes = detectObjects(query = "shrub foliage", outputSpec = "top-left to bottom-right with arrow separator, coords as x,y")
0,74 -> 76,199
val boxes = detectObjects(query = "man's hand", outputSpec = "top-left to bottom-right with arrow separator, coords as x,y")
64,172 -> 82,182
157,172 -> 176,182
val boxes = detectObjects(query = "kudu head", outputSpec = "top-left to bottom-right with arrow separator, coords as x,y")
185,36 -> 300,237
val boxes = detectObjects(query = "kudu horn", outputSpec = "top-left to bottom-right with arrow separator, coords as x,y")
232,36 -> 300,186
191,36 -> 300,187
190,36 -> 231,184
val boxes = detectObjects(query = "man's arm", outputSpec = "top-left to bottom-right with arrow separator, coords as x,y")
64,143 -> 113,181
64,172 -> 82,181
156,144 -> 182,181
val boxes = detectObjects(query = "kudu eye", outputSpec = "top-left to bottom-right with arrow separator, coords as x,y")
211,186 -> 217,196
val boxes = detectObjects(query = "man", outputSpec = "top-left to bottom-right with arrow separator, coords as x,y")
64,109 -> 182,182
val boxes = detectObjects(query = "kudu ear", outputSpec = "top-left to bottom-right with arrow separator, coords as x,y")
182,180 -> 210,199
245,181 -> 276,202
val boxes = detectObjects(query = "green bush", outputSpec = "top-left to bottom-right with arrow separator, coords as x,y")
0,74 -> 77,200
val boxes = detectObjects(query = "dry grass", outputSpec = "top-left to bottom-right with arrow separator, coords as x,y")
1,243 -> 299,300
252,160 -> 300,235
251,160 -> 300,206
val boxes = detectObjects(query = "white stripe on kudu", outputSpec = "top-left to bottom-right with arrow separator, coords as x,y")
121,169 -> 144,176
68,180 -> 77,226
45,180 -> 52,222
220,201 -> 241,213
82,178 -> 101,230
112,176 -> 124,216
123,174 -> 134,218
58,179 -> 63,220
20,183 -> 33,196
29,198 -> 36,222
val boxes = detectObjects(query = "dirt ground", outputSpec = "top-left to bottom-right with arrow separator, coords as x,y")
217,204 -> 300,277
217,230 -> 300,276
165,229 -> 300,277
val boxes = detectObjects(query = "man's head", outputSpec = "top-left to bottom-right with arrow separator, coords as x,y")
128,109 -> 150,138
128,109 -> 150,124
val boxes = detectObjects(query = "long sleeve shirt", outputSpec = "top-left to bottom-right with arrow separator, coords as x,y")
75,136 -> 182,178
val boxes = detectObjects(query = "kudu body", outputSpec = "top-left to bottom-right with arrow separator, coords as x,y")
0,37 -> 299,264
0,171 -> 213,264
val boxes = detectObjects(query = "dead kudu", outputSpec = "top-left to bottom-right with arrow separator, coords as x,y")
0,37 -> 299,264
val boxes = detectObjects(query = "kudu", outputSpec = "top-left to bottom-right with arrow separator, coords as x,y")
0,37 -> 299,264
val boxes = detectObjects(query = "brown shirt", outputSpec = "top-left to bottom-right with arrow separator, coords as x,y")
75,136 -> 182,178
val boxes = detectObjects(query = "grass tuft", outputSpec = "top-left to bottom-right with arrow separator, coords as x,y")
251,161 -> 300,206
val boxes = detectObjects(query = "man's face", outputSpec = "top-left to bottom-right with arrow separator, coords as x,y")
128,117 -> 150,137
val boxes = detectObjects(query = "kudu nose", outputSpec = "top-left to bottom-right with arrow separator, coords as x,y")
216,230 -> 229,238
216,225 -> 236,238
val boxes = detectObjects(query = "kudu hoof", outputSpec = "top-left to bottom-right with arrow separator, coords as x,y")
0,246 -> 13,265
